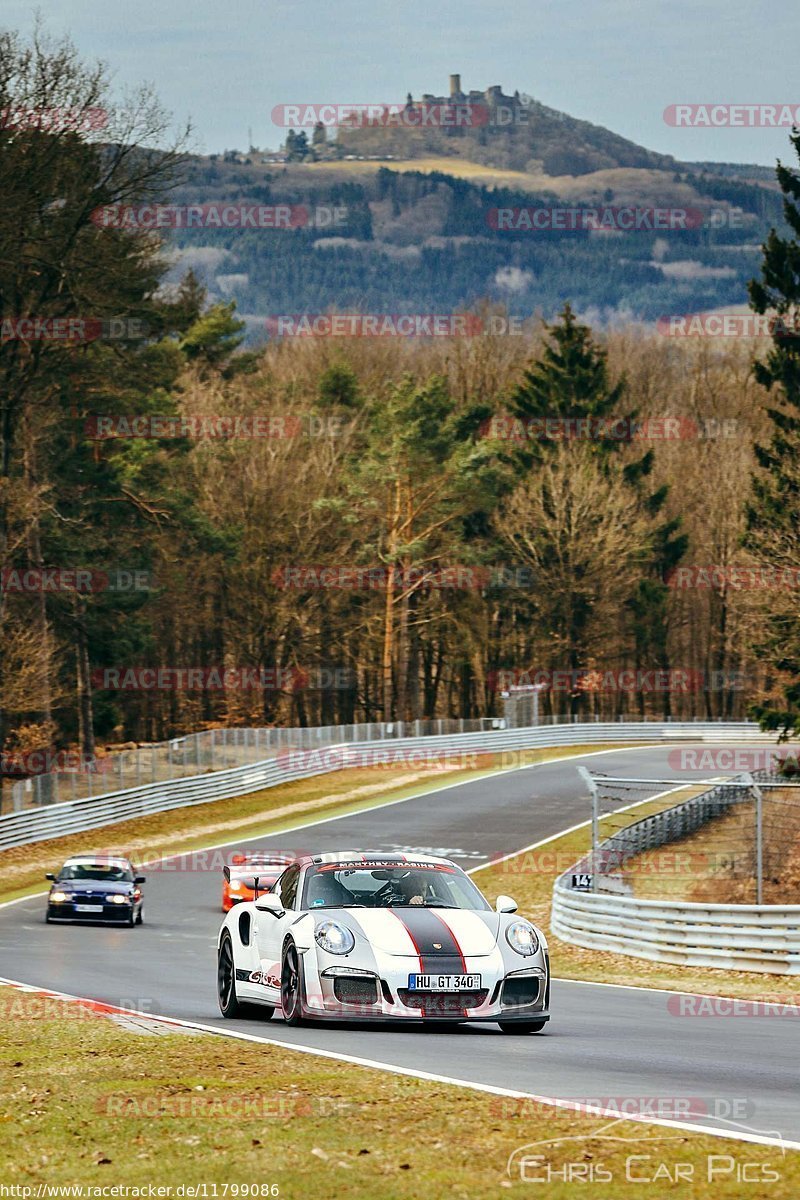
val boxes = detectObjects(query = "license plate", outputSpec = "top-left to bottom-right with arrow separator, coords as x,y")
408,974 -> 481,991
75,904 -> 103,913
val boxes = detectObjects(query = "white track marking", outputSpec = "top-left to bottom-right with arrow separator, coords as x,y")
0,974 -> 793,1151
0,742 -> 667,910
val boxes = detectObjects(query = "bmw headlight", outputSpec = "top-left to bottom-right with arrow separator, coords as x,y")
50,891 -> 70,903
506,920 -> 539,957
109,894 -> 130,904
314,919 -> 355,955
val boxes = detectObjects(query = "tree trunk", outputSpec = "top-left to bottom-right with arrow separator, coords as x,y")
74,596 -> 95,759
381,481 -> 402,719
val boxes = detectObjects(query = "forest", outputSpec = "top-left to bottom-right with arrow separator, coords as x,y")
3,29 -> 800,771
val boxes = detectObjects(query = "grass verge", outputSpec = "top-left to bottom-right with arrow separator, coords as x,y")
474,788 -> 800,1002
628,792 -> 800,906
0,744 -> 630,906
0,985 -> 793,1198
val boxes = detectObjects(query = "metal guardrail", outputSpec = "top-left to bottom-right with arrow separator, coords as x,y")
552,770 -> 800,974
551,888 -> 800,975
575,775 -> 755,891
8,712 -> 768,814
0,719 -> 775,851
8,718 -> 506,812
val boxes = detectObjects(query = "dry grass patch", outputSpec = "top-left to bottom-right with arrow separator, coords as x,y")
0,985 -> 792,1198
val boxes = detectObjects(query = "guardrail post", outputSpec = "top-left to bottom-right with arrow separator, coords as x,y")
742,772 -> 764,904
577,766 -> 600,891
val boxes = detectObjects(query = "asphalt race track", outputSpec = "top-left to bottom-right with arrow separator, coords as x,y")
2,745 -> 798,1145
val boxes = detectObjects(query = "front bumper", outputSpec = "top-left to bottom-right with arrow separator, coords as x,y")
47,902 -> 135,923
298,956 -> 549,1024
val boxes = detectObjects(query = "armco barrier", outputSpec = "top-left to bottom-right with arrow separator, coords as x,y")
551,886 -> 800,974
552,770 -> 800,974
575,776 -> 754,890
0,719 -> 774,851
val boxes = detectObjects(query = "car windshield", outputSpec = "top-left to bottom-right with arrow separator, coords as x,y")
59,864 -> 133,882
232,873 -> 280,890
302,863 -> 491,910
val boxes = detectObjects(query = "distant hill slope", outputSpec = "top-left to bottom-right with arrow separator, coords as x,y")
332,84 -> 677,177
162,93 -> 785,336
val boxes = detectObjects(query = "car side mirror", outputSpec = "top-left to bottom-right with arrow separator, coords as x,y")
45,873 -> 55,881
255,893 -> 285,917
222,866 -> 231,882
495,894 -> 518,914
134,876 -> 146,885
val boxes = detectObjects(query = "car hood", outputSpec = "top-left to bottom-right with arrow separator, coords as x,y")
334,907 -> 500,957
57,880 -> 134,895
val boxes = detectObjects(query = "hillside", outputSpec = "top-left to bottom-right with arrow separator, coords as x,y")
330,80 -> 677,177
163,145 -> 784,338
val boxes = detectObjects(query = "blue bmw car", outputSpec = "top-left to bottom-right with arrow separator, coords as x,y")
45,855 -> 145,925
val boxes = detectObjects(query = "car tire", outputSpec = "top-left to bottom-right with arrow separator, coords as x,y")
126,908 -> 136,927
281,941 -> 307,1026
498,1019 -> 548,1034
217,932 -> 274,1020
218,931 -> 247,1018
135,906 -> 144,925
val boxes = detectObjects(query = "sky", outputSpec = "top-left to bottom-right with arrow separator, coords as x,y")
6,0 -> 800,166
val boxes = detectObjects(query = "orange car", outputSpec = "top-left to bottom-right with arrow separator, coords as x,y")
222,853 -> 294,911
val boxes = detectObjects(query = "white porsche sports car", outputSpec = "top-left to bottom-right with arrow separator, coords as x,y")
216,851 -> 550,1032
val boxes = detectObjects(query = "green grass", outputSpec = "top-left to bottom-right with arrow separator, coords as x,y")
0,985 -> 793,1197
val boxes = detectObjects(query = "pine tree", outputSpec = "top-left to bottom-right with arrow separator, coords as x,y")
503,306 -> 687,715
745,131 -> 800,736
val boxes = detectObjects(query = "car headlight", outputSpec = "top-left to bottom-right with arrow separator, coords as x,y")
506,920 -> 539,957
229,880 -> 243,891
109,894 -> 130,904
314,919 -> 355,955
50,891 -> 70,903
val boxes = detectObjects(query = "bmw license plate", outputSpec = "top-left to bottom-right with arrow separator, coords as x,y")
75,904 -> 103,913
408,974 -> 481,991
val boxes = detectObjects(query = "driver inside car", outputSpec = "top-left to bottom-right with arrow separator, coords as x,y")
390,870 -> 427,906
